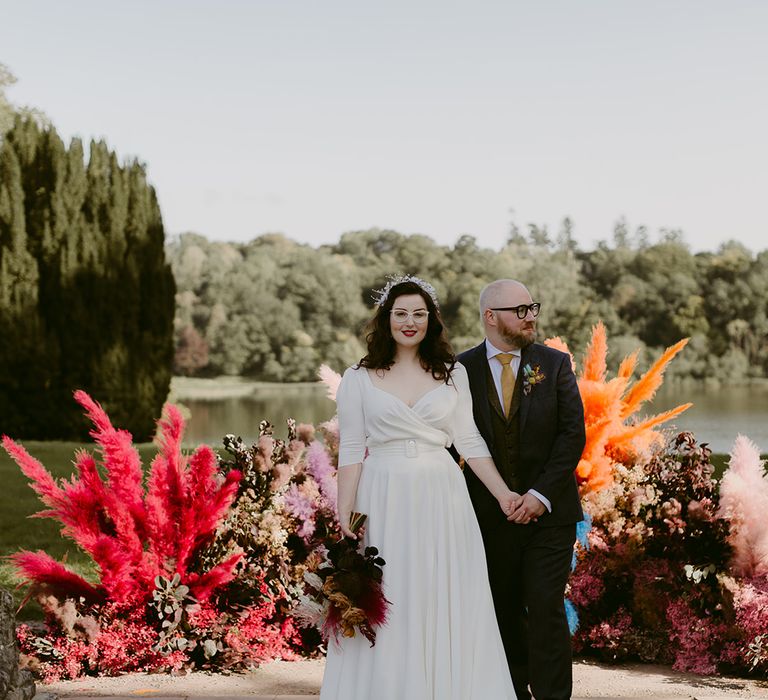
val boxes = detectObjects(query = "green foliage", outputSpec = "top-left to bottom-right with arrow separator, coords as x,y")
0,63 -> 49,140
579,235 -> 768,381
169,224 -> 768,383
0,117 -> 175,439
150,573 -> 198,653
169,233 -> 367,381
0,63 -> 17,137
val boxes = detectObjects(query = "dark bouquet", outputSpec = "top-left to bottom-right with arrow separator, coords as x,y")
294,512 -> 390,646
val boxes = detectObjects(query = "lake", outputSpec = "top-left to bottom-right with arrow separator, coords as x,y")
173,378 -> 768,454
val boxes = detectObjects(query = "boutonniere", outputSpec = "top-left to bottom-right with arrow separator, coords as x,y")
522,364 -> 546,395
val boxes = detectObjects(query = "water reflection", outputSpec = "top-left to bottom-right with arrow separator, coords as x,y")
646,383 -> 768,453
181,384 -> 336,446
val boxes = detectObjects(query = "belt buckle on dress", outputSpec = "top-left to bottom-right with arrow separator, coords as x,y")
405,439 -> 418,458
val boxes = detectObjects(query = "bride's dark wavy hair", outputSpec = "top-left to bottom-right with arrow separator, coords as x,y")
358,281 -> 456,382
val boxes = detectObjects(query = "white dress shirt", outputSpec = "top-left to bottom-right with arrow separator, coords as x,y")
484,339 -> 552,514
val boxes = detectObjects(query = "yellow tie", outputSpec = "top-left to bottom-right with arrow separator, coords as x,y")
496,353 -> 516,416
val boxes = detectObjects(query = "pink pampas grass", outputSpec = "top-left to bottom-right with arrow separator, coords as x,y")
318,364 -> 342,402
718,435 -> 768,578
11,551 -> 102,602
3,391 -> 243,607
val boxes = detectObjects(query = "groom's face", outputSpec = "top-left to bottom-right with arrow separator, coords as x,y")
493,288 -> 537,349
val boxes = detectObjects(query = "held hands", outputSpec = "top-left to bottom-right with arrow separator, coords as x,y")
498,490 -> 523,518
507,492 -> 547,525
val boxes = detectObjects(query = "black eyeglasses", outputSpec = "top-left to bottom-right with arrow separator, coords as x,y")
490,303 -> 541,319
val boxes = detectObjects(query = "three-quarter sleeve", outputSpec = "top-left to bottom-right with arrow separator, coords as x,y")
451,363 -> 492,460
336,367 -> 367,467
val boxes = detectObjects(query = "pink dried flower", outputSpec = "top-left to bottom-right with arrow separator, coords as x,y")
305,441 -> 337,513
569,556 -> 606,608
686,499 -> 709,521
584,607 -> 632,656
723,575 -> 768,664
270,461 -> 293,492
318,417 -> 339,460
282,482 -> 318,539
666,598 -> 723,675
187,601 -> 220,630
297,423 -> 316,443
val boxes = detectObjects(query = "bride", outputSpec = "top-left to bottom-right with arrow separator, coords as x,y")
320,276 -> 518,700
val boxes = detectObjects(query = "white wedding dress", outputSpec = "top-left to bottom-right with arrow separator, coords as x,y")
320,363 -> 516,700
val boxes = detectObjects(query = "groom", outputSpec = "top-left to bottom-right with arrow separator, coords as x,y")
457,279 -> 585,700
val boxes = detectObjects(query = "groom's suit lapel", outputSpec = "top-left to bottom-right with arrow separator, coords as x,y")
464,342 -> 493,440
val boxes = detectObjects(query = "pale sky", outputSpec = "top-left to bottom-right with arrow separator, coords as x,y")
2,1 -> 767,252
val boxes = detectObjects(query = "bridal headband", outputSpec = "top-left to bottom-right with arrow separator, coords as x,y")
372,274 -> 440,309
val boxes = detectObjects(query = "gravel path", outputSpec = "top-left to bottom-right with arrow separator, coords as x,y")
40,658 -> 768,698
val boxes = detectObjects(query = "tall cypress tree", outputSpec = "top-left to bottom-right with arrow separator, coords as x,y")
0,137 -> 52,436
0,116 -> 175,440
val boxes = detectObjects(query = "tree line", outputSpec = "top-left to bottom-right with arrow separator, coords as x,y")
168,226 -> 768,383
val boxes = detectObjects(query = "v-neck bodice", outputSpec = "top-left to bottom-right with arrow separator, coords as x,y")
363,369 -> 447,409
336,363 -> 491,467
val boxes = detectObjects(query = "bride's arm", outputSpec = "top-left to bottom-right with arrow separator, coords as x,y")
464,455 -> 520,512
336,368 -> 367,538
452,365 -> 522,514
337,463 -> 363,539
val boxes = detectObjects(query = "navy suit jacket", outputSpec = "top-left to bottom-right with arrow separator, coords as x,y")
457,341 -> 586,528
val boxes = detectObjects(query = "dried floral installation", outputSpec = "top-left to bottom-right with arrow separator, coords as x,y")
4,326 -> 768,680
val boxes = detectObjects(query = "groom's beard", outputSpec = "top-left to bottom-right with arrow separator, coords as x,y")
498,320 -> 537,350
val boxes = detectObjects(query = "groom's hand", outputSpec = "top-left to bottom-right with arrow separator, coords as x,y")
507,492 -> 546,524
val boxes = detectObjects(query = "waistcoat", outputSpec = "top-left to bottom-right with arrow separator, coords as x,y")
485,360 -> 526,492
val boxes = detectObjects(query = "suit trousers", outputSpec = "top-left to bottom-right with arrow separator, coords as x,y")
480,520 -> 576,700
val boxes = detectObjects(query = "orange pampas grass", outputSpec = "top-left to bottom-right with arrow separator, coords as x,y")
620,339 -> 689,419
545,322 -> 690,493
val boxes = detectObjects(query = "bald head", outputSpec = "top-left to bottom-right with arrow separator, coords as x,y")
479,279 -> 531,320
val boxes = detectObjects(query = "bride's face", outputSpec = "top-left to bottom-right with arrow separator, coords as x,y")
389,294 -> 429,349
